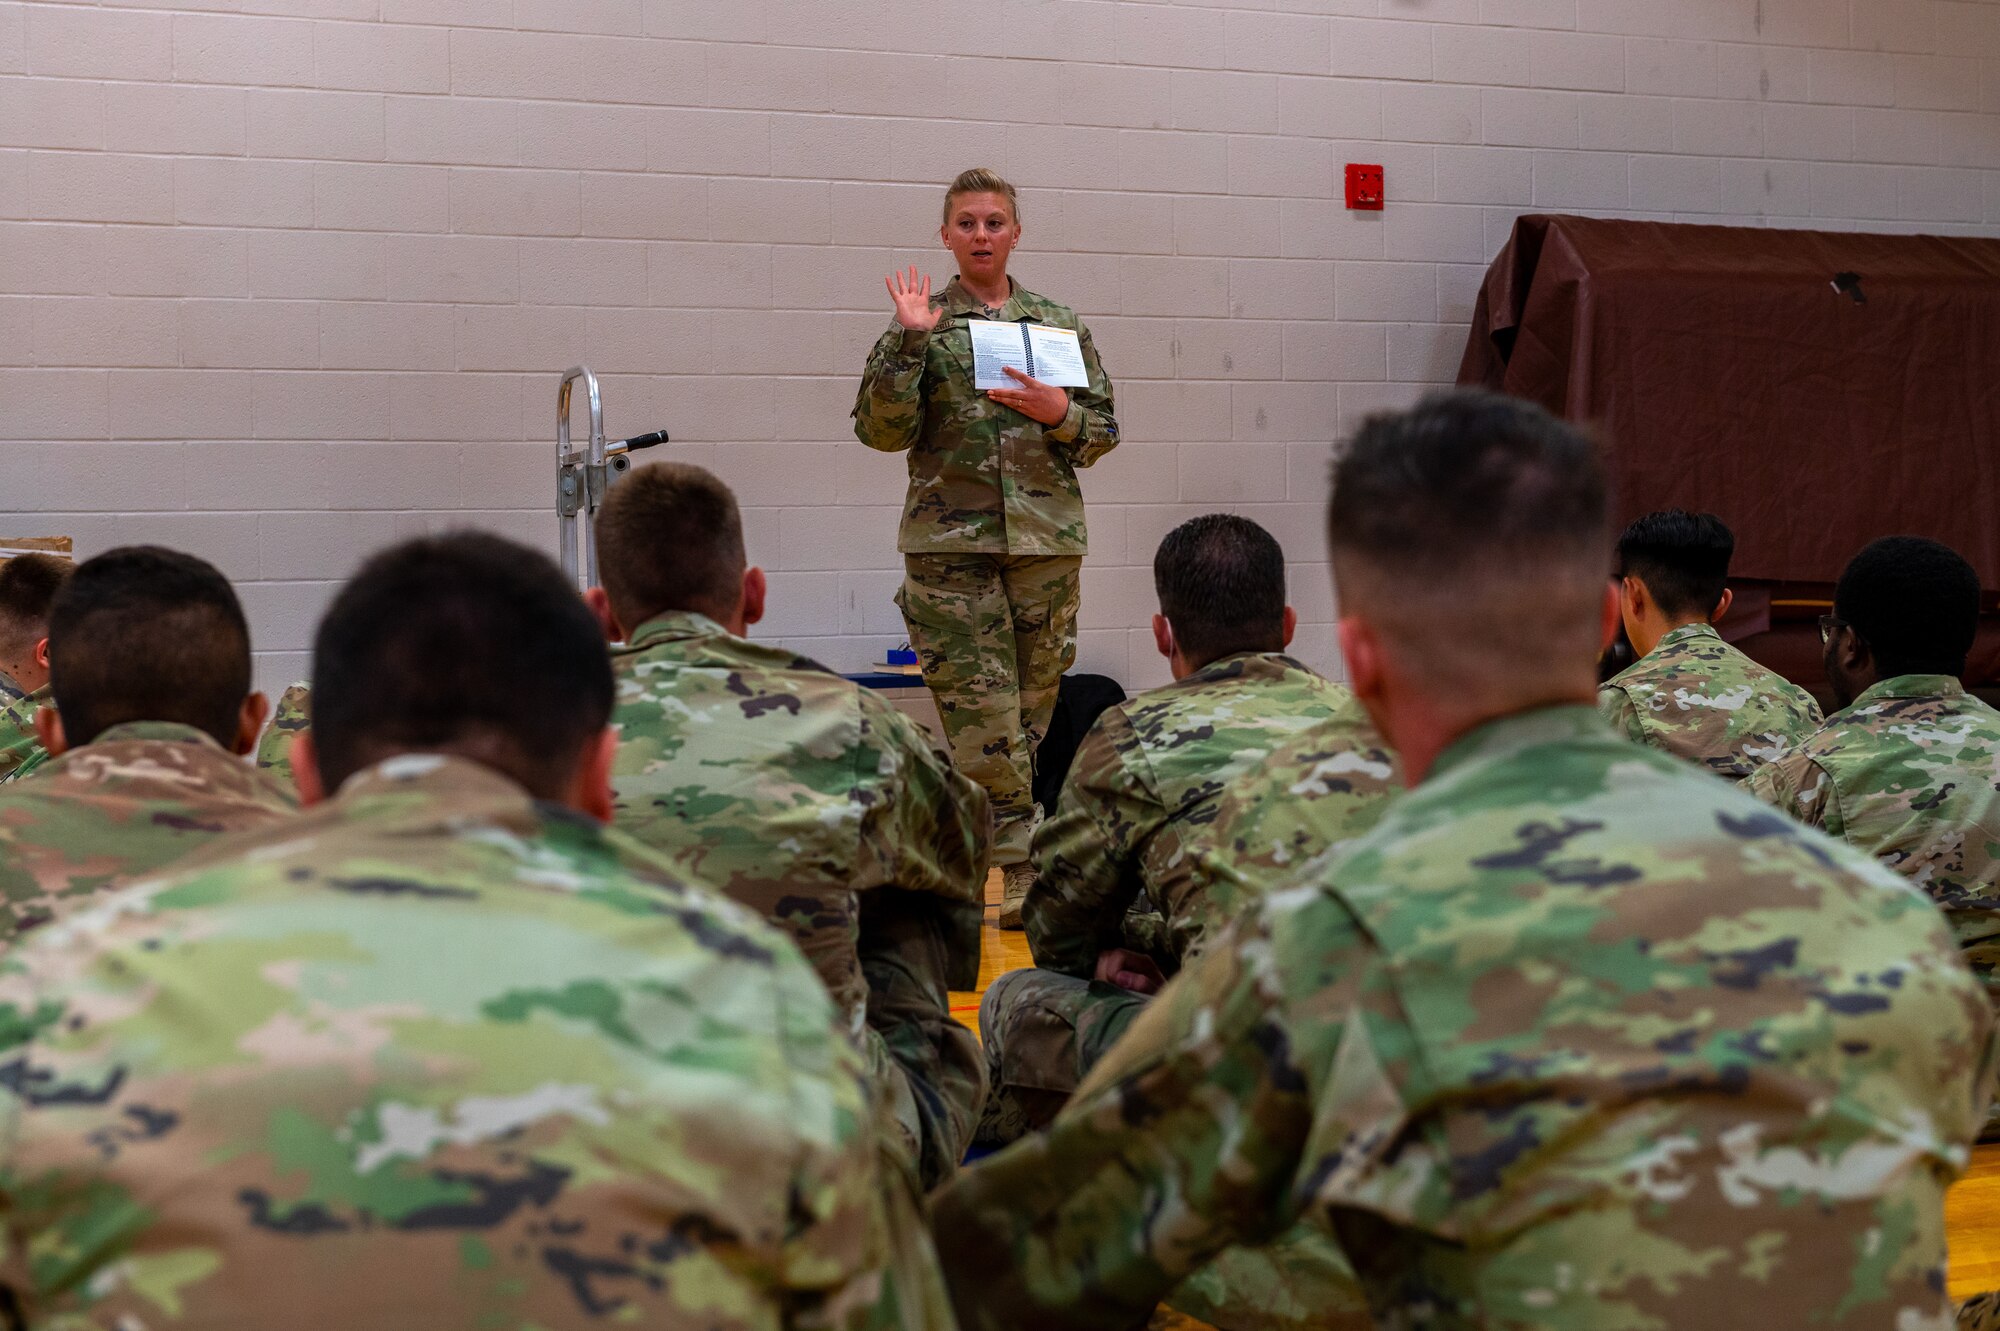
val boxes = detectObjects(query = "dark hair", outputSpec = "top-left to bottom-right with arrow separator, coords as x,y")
47,547 -> 251,747
594,463 -> 746,631
1615,510 -> 1735,619
1153,514 -> 1287,666
1834,536 -> 1980,679
311,532 -> 613,797
0,553 -> 72,650
1329,391 -> 1610,683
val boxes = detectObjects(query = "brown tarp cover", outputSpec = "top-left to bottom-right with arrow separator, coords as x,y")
1458,214 -> 2000,593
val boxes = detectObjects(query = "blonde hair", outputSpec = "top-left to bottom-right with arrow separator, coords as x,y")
942,168 -> 1019,226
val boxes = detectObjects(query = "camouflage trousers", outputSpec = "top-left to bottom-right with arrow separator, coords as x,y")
860,889 -> 988,1190
1963,1293 -> 2000,1330
975,967 -> 1374,1331
973,966 -> 1148,1148
898,554 -> 1080,865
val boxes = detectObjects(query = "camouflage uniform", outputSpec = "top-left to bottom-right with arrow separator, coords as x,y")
934,704 -> 1996,1331
0,752 -> 952,1330
854,276 -> 1117,863
256,679 -> 312,789
1748,674 -> 2000,1006
0,719 -> 294,943
0,683 -> 50,783
1600,621 -> 1824,782
0,667 -> 26,705
979,654 -> 1351,1144
608,610 -> 991,1188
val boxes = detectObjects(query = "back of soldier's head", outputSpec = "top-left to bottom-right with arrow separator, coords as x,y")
594,463 -> 746,631
1616,510 -> 1734,618
47,547 -> 251,748
0,553 -> 72,660
1834,536 -> 1980,679
1329,390 -> 1610,698
311,532 -> 612,798
1154,514 -> 1288,666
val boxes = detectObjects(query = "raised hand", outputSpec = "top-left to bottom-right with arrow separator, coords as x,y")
886,266 -> 941,332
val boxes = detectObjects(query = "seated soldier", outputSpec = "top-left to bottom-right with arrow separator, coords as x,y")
1750,537 -> 2000,1022
0,552 -> 72,782
255,680 -> 312,789
0,532 -> 948,1330
0,547 -> 290,942
586,463 -> 990,1190
978,514 -> 1359,1147
932,391 -> 1995,1331
1599,509 -> 1821,781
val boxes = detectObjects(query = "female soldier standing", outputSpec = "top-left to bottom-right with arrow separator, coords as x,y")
853,168 -> 1119,928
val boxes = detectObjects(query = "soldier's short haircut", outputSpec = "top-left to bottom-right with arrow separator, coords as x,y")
311,532 -> 613,797
1153,514 -> 1288,666
47,547 -> 251,748
1616,509 -> 1735,619
1834,536 -> 1981,679
0,553 -> 72,652
943,167 -> 1019,225
1329,390 -> 1611,695
594,463 -> 746,630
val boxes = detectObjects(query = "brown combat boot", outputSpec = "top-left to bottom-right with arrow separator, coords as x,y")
997,861 -> 1035,930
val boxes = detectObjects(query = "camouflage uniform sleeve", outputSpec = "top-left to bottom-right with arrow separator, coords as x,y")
853,693 -> 990,906
932,903 -> 1329,1331
1024,709 -> 1156,978
852,320 -> 929,454
1596,684 -> 1647,745
1043,319 -> 1118,467
1745,750 -> 1839,833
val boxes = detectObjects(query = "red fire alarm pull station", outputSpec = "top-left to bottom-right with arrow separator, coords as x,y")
1346,163 -> 1384,210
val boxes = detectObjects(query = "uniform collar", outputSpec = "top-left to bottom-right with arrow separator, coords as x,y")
941,275 -> 1031,321
625,609 -> 735,651
1185,650 -> 1315,685
335,752 -> 542,825
1852,673 -> 1965,707
1428,703 -> 1608,783
1655,621 -> 1722,652
82,720 -> 228,751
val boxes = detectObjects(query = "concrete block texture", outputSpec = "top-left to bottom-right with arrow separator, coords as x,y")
2,0 -> 1997,681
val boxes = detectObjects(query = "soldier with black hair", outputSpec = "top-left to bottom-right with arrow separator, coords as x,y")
0,546 -> 290,941
1599,509 -> 1821,782
1751,536 -> 2000,1019
0,552 -> 72,782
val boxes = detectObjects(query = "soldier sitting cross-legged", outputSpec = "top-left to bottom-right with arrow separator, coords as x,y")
587,462 -> 992,1191
0,531 -> 951,1331
0,546 -> 292,943
932,389 -> 1997,1331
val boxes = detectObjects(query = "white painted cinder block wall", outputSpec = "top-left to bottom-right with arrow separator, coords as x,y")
3,0 -> 1998,699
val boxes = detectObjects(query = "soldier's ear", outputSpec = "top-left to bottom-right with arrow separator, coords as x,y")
33,704 -> 65,758
583,587 -> 624,643
740,567 -> 767,629
563,727 -> 618,825
1339,617 -> 1383,705
32,637 -> 48,670
1599,579 -> 1622,652
292,733 -> 326,807
232,692 -> 270,758
1152,614 -> 1174,662
1281,606 -> 1297,648
1710,587 -> 1734,623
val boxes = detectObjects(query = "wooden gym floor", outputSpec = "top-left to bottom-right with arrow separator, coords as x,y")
955,872 -> 2000,1317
